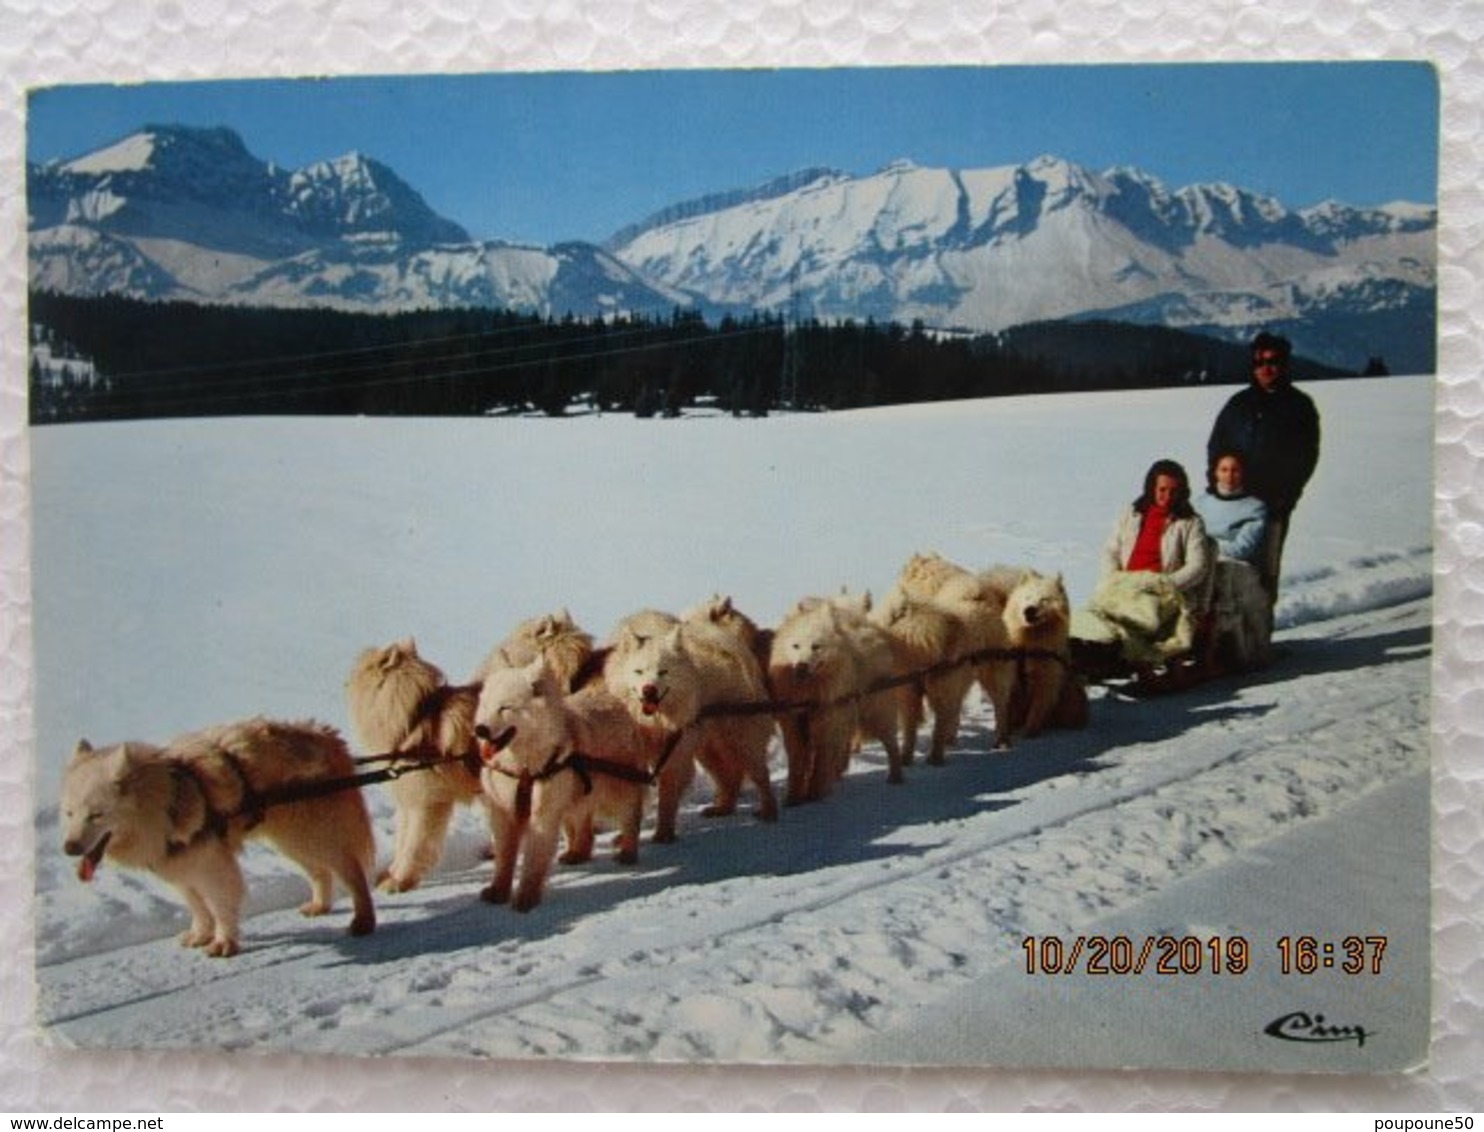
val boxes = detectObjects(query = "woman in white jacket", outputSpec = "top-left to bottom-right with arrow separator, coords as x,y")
1073,459 -> 1217,690
1101,458 -> 1214,610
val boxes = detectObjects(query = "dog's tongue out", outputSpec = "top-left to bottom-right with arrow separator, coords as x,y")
477,726 -> 517,764
77,835 -> 109,883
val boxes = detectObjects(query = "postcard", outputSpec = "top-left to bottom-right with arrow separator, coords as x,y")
22,62 -> 1438,1075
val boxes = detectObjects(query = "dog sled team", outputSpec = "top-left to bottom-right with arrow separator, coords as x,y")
59,537 -> 1278,958
59,335 -> 1316,956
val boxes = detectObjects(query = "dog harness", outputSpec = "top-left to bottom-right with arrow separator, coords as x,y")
162,744 -> 261,856
482,747 -> 569,821
481,742 -> 656,817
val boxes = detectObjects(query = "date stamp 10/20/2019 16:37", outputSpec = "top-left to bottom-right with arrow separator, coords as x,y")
1021,934 -> 1389,977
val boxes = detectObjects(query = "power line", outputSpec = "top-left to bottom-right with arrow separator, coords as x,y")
48,312 -> 681,391
59,320 -> 787,413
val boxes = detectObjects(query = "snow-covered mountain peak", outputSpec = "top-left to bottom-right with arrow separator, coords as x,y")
1180,181 -> 1290,226
605,166 -> 846,249
1010,155 -> 1120,214
1023,153 -> 1086,179
33,126 -> 474,252
60,132 -> 159,176
1299,198 -> 1437,240
1381,201 -> 1437,223
306,152 -> 376,182
878,157 -> 921,175
30,125 -> 292,250
283,152 -> 469,244
62,125 -> 261,184
1105,163 -> 1165,188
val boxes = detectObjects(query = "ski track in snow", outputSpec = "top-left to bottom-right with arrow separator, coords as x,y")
36,589 -> 1430,1063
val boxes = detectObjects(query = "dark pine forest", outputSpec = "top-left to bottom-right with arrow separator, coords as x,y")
28,291 -> 1350,424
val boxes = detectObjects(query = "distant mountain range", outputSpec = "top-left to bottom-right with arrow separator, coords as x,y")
28,125 -> 1437,372
27,125 -> 688,321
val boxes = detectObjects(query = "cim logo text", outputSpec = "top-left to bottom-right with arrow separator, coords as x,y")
1264,1010 -> 1371,1048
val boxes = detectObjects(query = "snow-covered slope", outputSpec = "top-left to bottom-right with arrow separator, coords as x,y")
222,235 -> 689,316
28,377 -> 1433,1070
1077,256 -> 1437,374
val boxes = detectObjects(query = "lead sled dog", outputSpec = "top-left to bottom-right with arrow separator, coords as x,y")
60,717 -> 377,957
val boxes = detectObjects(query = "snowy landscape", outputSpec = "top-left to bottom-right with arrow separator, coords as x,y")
27,374 -> 1433,1072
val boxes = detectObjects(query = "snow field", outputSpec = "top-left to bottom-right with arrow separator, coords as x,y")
27,376 -> 1433,1069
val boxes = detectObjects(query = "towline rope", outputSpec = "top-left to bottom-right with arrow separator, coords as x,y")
199,644 -> 1076,823
241,748 -> 480,815
696,643 -> 1073,721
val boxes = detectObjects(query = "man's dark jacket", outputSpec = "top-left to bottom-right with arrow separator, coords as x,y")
1206,379 -> 1321,520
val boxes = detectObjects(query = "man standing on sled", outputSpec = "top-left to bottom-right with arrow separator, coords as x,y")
1206,332 -> 1322,602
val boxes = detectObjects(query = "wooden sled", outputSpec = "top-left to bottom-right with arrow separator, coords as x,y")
1069,560 -> 1272,697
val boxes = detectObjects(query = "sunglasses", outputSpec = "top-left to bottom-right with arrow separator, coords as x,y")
1253,354 -> 1285,368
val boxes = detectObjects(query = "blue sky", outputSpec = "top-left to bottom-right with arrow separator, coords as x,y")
27,63 -> 1438,247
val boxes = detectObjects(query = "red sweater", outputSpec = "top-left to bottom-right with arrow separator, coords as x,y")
1126,506 -> 1169,573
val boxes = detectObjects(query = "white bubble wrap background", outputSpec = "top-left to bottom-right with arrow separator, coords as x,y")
0,0 -> 1479,1112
